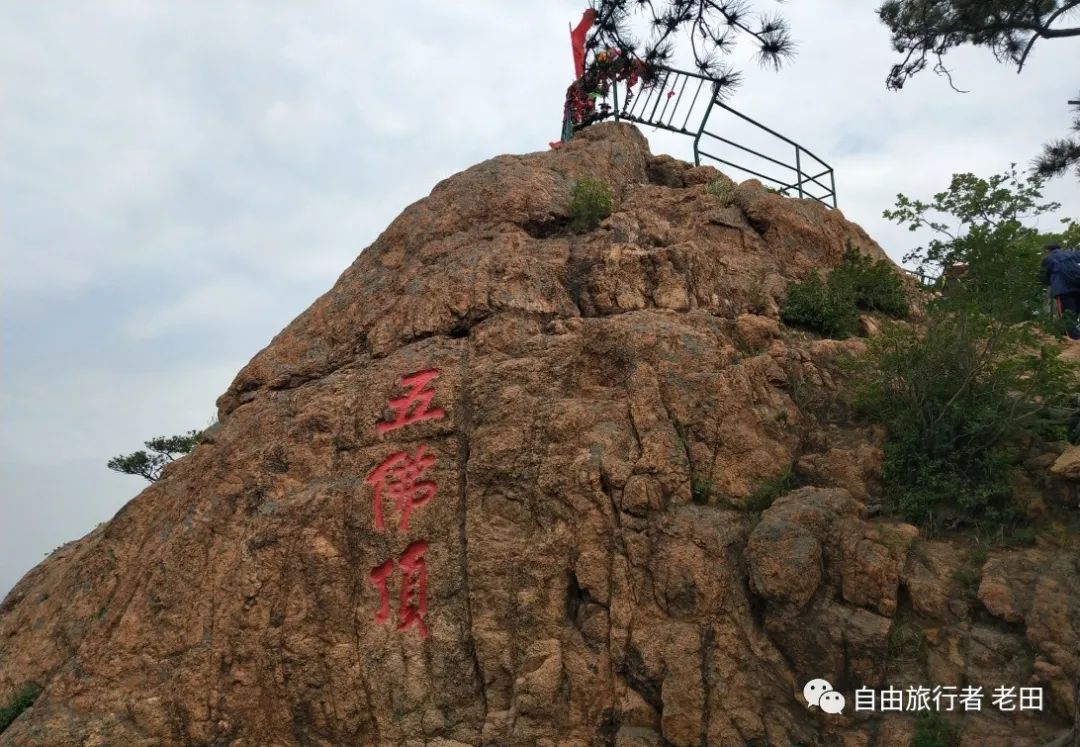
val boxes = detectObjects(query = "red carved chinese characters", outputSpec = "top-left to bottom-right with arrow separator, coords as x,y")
366,369 -> 443,639
395,540 -> 429,636
369,559 -> 394,625
365,445 -> 437,533
367,541 -> 430,638
376,369 -> 445,434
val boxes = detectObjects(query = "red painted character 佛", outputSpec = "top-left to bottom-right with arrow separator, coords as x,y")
365,445 -> 437,533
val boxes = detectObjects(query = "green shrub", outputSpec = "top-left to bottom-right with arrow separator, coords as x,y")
861,168 -> 1080,534
884,167 -> 1072,329
0,684 -> 42,735
568,177 -> 613,232
782,247 -> 907,338
1003,526 -> 1038,547
782,274 -> 860,338
910,711 -> 959,747
832,247 -> 909,317
854,313 -> 1074,532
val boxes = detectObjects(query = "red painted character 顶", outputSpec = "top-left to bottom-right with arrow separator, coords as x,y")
368,540 -> 430,638
377,369 -> 445,435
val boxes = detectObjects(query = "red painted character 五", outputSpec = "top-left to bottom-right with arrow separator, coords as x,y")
377,369 -> 445,435
369,540 -> 430,638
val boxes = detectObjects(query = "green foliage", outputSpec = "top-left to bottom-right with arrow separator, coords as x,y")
877,2 -> 1080,180
854,316 -> 1073,531
884,167 -> 1067,326
878,1 -> 1077,90
782,246 -> 908,338
909,711 -> 959,747
887,620 -> 926,666
691,475 -> 713,505
951,566 -> 980,595
1054,215 -> 1080,246
0,684 -> 42,735
1036,96 -> 1080,181
861,170 -> 1080,532
705,178 -> 735,204
783,275 -> 859,338
968,546 -> 988,566
747,467 -> 793,511
568,177 -> 613,233
833,247 -> 910,316
586,1 -> 793,103
884,168 -> 1057,265
107,430 -> 202,483
1003,525 -> 1038,547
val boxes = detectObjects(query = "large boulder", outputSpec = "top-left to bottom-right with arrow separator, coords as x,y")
0,124 -> 1075,746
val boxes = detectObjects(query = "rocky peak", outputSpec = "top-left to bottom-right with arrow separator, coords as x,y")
0,123 -> 1076,746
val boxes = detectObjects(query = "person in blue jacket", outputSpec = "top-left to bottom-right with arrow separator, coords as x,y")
1040,243 -> 1080,340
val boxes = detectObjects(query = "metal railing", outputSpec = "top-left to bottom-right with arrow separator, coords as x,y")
903,268 -> 939,288
601,65 -> 838,208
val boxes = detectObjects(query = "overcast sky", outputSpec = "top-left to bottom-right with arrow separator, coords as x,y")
2,1 -> 1078,597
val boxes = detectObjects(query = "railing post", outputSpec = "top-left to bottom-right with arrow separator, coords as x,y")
829,170 -> 837,209
613,82 -> 620,122
693,87 -> 718,167
794,146 -> 804,199
648,70 -> 671,123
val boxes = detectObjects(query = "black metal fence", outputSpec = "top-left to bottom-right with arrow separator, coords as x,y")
903,268 -> 939,288
602,65 -> 838,208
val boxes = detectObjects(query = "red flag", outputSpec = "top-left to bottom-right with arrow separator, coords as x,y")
570,9 -> 597,78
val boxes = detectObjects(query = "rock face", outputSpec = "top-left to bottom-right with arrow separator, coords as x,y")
1,124 -> 1077,746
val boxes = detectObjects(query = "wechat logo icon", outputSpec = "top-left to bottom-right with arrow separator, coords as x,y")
803,678 -> 846,714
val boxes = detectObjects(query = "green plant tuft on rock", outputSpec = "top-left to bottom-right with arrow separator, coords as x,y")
691,475 -> 713,505
831,246 -> 909,317
746,467 -> 793,511
0,684 -> 42,735
568,177 -> 613,233
887,620 -> 927,666
705,178 -> 736,205
951,566 -> 981,596
909,711 -> 959,747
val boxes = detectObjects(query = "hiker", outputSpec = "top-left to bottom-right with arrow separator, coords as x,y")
1040,243 -> 1080,340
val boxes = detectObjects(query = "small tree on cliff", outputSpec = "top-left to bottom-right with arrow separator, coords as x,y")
878,0 -> 1080,179
107,431 -> 201,482
884,166 -> 1077,324
856,170 -> 1079,532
